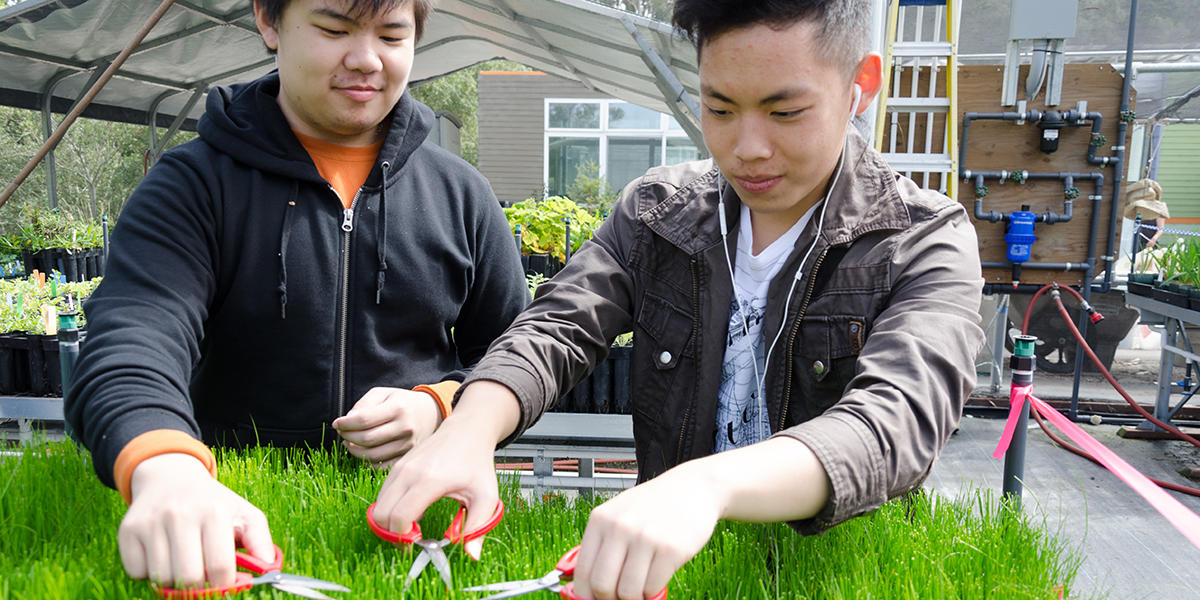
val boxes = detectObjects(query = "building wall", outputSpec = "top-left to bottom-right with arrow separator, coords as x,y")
1157,123 -> 1200,220
477,71 -> 605,206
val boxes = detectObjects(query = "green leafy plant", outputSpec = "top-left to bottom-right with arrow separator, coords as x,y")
1176,234 -> 1200,290
525,272 -> 549,299
0,205 -> 103,253
566,161 -> 619,215
504,196 -> 602,263
0,274 -> 100,334
0,441 -> 1082,599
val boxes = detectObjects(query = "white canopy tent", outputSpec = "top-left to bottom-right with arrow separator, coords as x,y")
3,0 -> 1198,207
0,0 -> 703,151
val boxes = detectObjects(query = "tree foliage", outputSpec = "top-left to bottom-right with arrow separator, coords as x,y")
0,107 -> 173,240
592,0 -> 673,21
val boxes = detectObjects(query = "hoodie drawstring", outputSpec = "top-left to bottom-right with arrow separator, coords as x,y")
375,160 -> 390,304
278,182 -> 297,319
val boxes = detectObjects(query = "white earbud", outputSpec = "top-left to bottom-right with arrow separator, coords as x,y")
850,83 -> 863,119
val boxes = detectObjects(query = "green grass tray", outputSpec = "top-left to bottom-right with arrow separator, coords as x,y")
0,442 -> 1081,598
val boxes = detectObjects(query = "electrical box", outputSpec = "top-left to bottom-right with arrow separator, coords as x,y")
1009,0 -> 1078,40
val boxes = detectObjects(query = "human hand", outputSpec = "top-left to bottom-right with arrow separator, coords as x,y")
370,380 -> 520,560
332,387 -> 442,468
119,453 -> 273,589
572,463 -> 720,600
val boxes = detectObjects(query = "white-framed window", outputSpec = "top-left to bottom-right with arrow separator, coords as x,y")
544,98 -> 701,197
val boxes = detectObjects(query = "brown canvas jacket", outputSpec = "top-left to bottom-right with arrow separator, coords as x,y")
461,130 -> 985,533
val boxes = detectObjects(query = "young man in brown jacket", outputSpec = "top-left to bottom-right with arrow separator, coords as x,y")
373,0 -> 986,597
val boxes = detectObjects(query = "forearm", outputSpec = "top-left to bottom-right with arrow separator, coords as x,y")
673,437 -> 830,523
447,380 -> 523,447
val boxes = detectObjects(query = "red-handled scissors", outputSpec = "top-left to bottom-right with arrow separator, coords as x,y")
462,545 -> 668,600
367,500 -> 504,589
155,544 -> 350,599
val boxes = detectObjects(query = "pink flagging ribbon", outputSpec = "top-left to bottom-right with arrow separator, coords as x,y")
993,384 -> 1200,551
992,384 -> 1032,460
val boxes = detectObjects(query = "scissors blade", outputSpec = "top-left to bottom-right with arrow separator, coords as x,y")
271,581 -> 337,600
430,547 -> 453,587
274,574 -> 352,593
468,583 -> 558,600
462,579 -> 541,592
404,550 -> 433,589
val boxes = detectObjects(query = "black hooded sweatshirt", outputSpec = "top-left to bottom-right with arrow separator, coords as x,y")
66,72 -> 528,488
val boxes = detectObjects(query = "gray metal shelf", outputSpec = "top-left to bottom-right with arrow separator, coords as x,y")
1123,292 -> 1200,428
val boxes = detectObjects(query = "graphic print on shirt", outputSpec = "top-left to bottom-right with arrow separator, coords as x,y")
716,294 -> 772,452
713,201 -> 817,453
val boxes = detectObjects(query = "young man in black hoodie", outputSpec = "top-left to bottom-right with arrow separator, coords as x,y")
64,0 -> 527,590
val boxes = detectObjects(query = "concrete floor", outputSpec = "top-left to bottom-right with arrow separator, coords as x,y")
950,347 -> 1200,599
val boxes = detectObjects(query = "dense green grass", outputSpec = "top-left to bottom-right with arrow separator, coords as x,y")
0,441 -> 1082,599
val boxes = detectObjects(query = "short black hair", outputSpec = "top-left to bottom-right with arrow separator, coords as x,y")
255,0 -> 435,43
672,0 -> 870,78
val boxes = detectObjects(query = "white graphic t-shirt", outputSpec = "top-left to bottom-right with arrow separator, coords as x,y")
715,202 -> 817,452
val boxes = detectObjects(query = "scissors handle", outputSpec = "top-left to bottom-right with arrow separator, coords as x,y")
237,544 -> 284,574
559,583 -> 668,600
366,502 -> 422,544
444,499 -> 506,545
554,546 -> 667,600
156,545 -> 284,598
157,573 -> 253,599
554,545 -> 582,577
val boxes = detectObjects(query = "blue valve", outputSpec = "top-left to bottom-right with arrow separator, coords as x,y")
1005,208 -> 1038,263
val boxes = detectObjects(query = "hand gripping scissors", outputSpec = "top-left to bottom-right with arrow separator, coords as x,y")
463,545 -> 668,600
156,544 -> 350,599
367,500 -> 505,589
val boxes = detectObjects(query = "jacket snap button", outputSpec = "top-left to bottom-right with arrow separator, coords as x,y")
813,360 -> 826,375
849,323 -> 859,333
659,351 -> 673,365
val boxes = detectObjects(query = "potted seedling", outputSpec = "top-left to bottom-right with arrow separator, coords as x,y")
2,206 -> 105,283
0,273 -> 99,395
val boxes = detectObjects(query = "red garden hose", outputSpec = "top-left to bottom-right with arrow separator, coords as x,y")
1022,282 -> 1200,497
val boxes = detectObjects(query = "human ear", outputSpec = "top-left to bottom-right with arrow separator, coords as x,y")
253,1 -> 280,52
850,53 -> 883,116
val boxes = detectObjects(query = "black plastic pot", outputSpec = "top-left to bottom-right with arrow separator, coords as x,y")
39,334 -> 62,395
1128,281 -> 1153,297
552,345 -> 633,414
20,249 -> 36,277
84,249 -> 99,279
25,333 -> 49,396
61,250 -> 80,282
0,333 -> 28,394
32,248 -> 58,277
524,254 -> 564,279
1151,285 -> 1190,308
17,332 -> 84,397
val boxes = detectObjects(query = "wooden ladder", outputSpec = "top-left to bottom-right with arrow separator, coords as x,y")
874,0 -> 961,199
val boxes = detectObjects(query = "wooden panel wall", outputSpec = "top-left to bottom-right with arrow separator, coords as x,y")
956,64 -> 1132,286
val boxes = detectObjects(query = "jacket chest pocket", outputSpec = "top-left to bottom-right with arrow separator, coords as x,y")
788,315 -> 869,423
631,291 -> 695,425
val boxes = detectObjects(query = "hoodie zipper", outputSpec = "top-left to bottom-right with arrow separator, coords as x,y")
337,189 -> 361,417
779,247 -> 828,431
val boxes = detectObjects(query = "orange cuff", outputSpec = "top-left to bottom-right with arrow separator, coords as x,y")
413,380 -> 460,421
113,430 -> 217,505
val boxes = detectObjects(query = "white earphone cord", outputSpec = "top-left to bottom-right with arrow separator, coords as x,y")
718,85 -> 861,444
